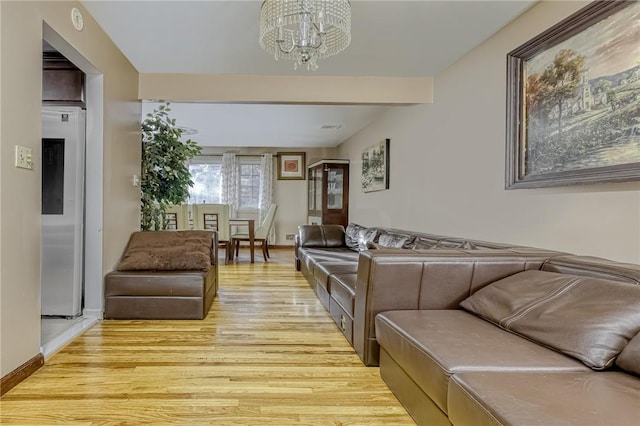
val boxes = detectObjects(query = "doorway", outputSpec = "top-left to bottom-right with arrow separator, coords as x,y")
40,28 -> 103,357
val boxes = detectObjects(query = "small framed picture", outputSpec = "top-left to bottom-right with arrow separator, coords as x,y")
277,152 -> 306,180
362,139 -> 390,192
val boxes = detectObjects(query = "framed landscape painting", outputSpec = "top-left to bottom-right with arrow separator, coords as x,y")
362,139 -> 390,193
277,152 -> 305,180
506,0 -> 640,189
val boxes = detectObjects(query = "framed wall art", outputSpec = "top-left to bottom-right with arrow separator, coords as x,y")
277,152 -> 306,180
506,0 -> 640,189
362,138 -> 390,193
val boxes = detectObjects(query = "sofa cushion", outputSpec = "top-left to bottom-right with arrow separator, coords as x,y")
541,254 -> 640,284
313,262 -> 359,292
299,247 -> 359,273
616,331 -> 640,376
375,310 -> 588,414
449,371 -> 640,426
117,231 -> 213,271
125,230 -> 213,250
117,246 -> 211,271
460,270 -> 640,369
329,273 -> 357,316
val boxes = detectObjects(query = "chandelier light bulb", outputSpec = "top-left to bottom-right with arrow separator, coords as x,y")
259,0 -> 351,71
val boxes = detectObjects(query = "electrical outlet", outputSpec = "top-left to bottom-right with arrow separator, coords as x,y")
15,145 -> 33,170
285,234 -> 295,240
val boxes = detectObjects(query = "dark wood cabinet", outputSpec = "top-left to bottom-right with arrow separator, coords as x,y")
43,52 -> 85,106
307,160 -> 349,226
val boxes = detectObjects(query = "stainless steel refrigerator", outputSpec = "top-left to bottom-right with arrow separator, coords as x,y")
41,107 -> 85,317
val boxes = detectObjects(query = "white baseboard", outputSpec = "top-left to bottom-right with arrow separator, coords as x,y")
40,316 -> 100,358
83,308 -> 103,320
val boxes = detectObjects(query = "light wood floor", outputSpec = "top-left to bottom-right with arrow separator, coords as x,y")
1,249 -> 414,425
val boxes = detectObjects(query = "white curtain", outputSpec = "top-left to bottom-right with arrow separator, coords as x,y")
221,153 -> 239,217
258,153 -> 275,243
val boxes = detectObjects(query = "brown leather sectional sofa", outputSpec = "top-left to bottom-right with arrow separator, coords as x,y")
296,224 -> 640,425
104,230 -> 219,320
295,223 -> 557,366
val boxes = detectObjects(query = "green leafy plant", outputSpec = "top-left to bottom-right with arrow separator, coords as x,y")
140,103 -> 201,231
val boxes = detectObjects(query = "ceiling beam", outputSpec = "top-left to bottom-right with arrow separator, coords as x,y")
138,74 -> 433,105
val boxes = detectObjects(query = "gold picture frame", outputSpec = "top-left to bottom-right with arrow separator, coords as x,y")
506,0 -> 640,189
277,152 -> 306,180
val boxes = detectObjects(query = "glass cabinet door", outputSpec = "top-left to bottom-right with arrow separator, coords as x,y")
307,161 -> 349,226
314,168 -> 322,210
326,168 -> 344,209
308,168 -> 314,211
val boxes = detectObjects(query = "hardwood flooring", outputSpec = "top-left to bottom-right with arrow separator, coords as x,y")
1,249 -> 414,425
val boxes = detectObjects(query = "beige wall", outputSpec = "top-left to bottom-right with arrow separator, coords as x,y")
0,2 -> 4,369
0,1 -> 140,376
140,74 -> 433,104
338,0 -> 640,264
198,147 -> 338,245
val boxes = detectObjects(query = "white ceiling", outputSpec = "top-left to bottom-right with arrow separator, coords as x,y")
82,0 -> 535,147
142,101 -> 387,148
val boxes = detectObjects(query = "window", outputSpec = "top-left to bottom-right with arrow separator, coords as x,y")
188,160 -> 222,204
188,157 -> 260,209
239,162 -> 260,208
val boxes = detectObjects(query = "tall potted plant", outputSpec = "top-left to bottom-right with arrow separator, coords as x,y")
140,103 -> 201,231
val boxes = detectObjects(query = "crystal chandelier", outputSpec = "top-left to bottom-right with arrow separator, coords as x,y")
259,0 -> 351,71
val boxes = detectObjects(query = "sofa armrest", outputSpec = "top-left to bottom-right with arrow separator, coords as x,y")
294,234 -> 302,270
210,230 -> 219,266
353,248 -> 557,366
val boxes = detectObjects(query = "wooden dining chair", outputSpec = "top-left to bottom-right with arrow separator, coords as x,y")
193,204 -> 231,262
231,204 -> 278,262
164,204 -> 190,230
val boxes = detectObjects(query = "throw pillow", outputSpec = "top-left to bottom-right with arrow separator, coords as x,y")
358,228 -> 380,251
378,232 -> 414,249
616,332 -> 640,376
411,237 -> 439,250
345,223 -> 366,251
460,270 -> 640,369
432,240 -> 477,250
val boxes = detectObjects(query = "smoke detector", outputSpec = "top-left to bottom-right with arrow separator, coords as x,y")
320,124 -> 343,130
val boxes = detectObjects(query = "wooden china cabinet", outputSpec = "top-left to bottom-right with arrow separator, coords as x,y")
307,160 -> 349,226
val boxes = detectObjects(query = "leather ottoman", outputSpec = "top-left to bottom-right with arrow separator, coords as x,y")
104,268 -> 217,320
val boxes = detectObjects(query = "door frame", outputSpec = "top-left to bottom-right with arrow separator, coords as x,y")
43,24 -> 104,318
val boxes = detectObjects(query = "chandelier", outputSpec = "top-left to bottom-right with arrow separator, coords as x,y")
259,0 -> 351,71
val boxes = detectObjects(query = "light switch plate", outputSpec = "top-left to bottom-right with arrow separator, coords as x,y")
15,145 -> 33,170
